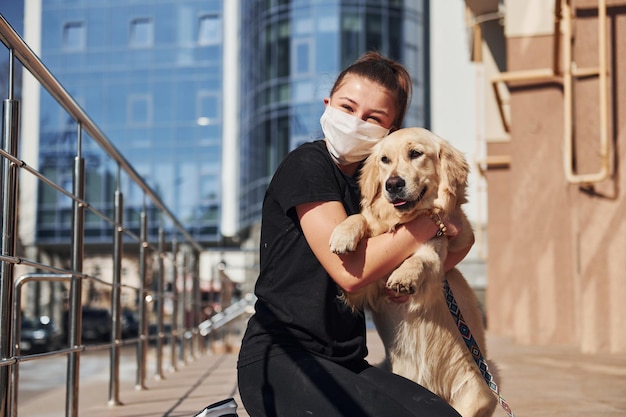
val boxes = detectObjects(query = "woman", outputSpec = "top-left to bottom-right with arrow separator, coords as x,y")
237,51 -> 470,417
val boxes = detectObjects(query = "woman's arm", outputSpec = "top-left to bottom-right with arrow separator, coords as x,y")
444,232 -> 474,271
442,211 -> 475,272
297,201 -> 440,293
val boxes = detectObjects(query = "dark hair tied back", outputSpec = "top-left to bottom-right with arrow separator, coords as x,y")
330,51 -> 413,128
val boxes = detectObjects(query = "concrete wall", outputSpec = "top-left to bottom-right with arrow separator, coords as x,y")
482,0 -> 626,353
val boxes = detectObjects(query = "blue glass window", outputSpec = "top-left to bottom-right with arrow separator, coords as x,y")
198,14 -> 221,45
293,39 -> 311,74
63,22 -> 85,51
200,173 -> 219,200
197,91 -> 220,125
130,18 -> 153,48
128,94 -> 152,125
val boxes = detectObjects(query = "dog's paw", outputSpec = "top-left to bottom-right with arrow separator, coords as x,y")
329,225 -> 361,254
385,266 -> 420,294
329,215 -> 368,254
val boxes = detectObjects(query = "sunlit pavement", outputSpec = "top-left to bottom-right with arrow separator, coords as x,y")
17,330 -> 626,417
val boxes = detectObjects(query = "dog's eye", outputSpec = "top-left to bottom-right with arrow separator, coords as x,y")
409,149 -> 423,159
381,155 -> 390,164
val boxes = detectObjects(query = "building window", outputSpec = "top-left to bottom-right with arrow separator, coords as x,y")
342,13 -> 362,66
130,18 -> 153,48
128,94 -> 152,125
63,22 -> 85,51
59,175 -> 73,207
292,39 -> 312,75
197,91 -> 219,125
198,14 -> 221,45
199,173 -> 219,201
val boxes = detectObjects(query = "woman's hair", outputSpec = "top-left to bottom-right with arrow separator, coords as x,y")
330,51 -> 413,128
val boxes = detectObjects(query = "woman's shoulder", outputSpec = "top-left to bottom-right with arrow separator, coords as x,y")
268,140 -> 341,198
277,140 -> 332,172
287,139 -> 327,159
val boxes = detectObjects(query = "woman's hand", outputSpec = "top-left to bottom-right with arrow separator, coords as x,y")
441,213 -> 462,239
442,211 -> 475,271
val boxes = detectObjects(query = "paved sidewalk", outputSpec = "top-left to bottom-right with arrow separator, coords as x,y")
62,335 -> 388,417
486,333 -> 626,417
19,330 -> 626,416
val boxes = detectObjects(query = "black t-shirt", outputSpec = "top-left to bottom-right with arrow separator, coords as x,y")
238,140 -> 368,367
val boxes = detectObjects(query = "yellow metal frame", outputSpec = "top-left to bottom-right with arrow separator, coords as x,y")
489,0 -> 610,184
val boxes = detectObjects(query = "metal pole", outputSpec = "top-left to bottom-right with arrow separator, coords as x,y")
180,248 -> 188,364
155,227 -> 165,380
170,240 -> 178,372
1,48 -> 20,417
11,274 -> 74,417
136,205 -> 148,390
192,250 -> 201,356
66,123 -> 85,417
109,167 -> 123,405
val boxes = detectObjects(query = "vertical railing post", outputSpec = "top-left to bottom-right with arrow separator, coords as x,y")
192,250 -> 202,356
155,227 -> 165,380
109,165 -> 123,405
1,47 -> 20,417
180,248 -> 188,364
66,123 -> 85,417
136,204 -> 148,390
170,239 -> 178,371
0,16 -> 215,416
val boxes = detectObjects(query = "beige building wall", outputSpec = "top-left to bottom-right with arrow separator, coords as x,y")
467,0 -> 626,353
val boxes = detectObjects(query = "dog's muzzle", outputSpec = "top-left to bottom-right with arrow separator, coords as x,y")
385,176 -> 426,210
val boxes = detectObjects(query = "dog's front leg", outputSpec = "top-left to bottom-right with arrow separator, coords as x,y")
329,214 -> 369,254
385,237 -> 448,295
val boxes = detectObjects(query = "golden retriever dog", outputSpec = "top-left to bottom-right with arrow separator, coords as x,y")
329,127 -> 497,417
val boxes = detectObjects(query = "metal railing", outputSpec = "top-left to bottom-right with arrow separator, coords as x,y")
0,14 -> 254,417
488,0 -> 611,184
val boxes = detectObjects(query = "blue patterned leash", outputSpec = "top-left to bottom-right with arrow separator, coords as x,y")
443,279 -> 515,417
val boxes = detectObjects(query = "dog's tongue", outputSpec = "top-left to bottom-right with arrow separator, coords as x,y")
392,200 -> 407,207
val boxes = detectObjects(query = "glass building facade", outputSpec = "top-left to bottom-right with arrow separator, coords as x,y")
238,0 -> 428,230
31,0 -> 428,245
36,0 -> 225,244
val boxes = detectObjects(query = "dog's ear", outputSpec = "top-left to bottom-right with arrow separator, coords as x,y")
358,149 -> 382,207
434,138 -> 469,214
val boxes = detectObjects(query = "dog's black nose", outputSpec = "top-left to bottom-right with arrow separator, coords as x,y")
385,176 -> 405,194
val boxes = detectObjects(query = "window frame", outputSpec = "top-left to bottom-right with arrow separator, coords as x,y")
130,17 -> 154,48
62,21 -> 86,51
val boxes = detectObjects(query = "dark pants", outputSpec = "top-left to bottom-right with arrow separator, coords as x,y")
237,350 -> 461,417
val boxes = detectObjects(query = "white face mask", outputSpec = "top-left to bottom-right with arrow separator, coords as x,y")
320,105 -> 390,165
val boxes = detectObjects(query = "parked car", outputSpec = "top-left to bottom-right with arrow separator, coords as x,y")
81,307 -> 112,343
121,308 -> 139,339
20,316 -> 64,354
148,322 -> 173,345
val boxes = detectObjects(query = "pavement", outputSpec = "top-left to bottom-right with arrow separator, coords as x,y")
17,330 -> 626,417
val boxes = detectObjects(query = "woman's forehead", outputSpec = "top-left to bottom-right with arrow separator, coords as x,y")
333,75 -> 395,107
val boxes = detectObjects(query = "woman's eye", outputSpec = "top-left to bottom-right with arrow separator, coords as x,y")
409,149 -> 423,159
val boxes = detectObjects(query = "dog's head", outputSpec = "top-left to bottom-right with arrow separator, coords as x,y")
359,127 -> 469,223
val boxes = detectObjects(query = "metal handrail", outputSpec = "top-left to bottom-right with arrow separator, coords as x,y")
0,14 -> 202,253
0,12 -> 252,417
198,293 -> 257,336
